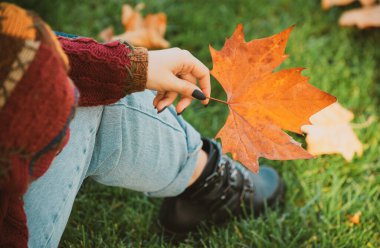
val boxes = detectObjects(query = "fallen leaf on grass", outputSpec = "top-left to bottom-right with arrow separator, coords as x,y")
301,102 -> 363,161
99,4 -> 170,49
210,25 -> 336,173
339,5 -> 380,28
348,211 -> 361,224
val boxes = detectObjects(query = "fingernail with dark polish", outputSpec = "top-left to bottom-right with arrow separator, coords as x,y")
154,106 -> 157,109
192,89 -> 206,100
157,106 -> 167,114
177,109 -> 186,115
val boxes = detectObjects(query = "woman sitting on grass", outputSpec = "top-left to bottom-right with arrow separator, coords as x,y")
0,3 -> 284,247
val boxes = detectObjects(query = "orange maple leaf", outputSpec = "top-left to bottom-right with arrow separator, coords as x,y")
210,25 -> 336,173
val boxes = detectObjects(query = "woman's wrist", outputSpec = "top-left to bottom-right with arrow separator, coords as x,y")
128,47 -> 148,92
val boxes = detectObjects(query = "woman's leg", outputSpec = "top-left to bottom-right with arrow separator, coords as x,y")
24,90 -> 204,247
23,106 -> 104,247
86,90 -> 203,197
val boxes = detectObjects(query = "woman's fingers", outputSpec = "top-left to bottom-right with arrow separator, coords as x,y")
176,74 -> 196,113
178,50 -> 210,105
147,49 -> 212,113
147,49 -> 211,108
176,96 -> 192,115
186,53 -> 210,105
156,91 -> 178,113
153,91 -> 165,108
154,72 -> 206,114
166,74 -> 206,101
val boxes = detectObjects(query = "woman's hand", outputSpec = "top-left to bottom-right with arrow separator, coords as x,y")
146,48 -> 210,114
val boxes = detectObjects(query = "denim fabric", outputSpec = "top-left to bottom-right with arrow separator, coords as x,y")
23,90 -> 202,247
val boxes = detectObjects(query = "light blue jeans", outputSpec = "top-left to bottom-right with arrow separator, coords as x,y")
23,90 -> 203,247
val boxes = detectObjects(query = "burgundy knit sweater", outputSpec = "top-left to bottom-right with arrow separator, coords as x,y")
58,36 -> 148,106
0,3 -> 148,247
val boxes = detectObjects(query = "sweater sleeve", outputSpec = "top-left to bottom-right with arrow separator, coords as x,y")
57,36 -> 148,106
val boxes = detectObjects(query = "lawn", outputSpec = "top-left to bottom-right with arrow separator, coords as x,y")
13,0 -> 380,247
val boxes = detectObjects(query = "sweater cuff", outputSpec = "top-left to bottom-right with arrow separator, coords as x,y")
126,46 -> 148,94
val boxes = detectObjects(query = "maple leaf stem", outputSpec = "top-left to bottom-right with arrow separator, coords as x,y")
206,96 -> 229,105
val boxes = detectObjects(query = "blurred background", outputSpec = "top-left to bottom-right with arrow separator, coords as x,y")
10,0 -> 380,247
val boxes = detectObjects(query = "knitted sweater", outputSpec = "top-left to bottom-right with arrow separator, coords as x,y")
58,35 -> 148,106
0,3 -> 148,247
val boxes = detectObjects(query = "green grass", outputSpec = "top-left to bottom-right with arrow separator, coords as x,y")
12,0 -> 380,247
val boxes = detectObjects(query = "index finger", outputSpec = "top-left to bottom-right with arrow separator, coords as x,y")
188,55 -> 211,105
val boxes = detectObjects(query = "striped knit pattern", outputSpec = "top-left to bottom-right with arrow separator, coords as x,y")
0,3 -> 36,40
0,3 -> 148,247
0,40 -> 40,108
0,3 -> 77,247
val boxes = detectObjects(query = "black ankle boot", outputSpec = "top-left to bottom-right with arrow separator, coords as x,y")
157,138 -> 285,235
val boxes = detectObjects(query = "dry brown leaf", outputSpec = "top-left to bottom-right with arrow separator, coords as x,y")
348,211 -> 361,224
99,4 -> 170,49
121,3 -> 145,31
210,25 -> 336,173
301,102 -> 363,161
339,5 -> 380,28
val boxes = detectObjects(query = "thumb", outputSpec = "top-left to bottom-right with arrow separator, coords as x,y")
168,74 -> 206,101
